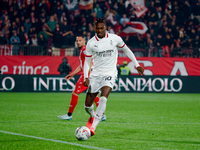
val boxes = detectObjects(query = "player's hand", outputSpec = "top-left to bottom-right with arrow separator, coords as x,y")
136,66 -> 144,75
83,78 -> 89,87
65,74 -> 73,80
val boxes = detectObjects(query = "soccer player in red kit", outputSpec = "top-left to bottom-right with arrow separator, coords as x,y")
58,36 -> 106,121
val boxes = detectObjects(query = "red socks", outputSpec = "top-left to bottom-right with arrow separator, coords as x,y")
94,96 -> 99,107
68,94 -> 99,114
68,94 -> 78,114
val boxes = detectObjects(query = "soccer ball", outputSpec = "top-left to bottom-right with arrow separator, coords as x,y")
75,126 -> 91,141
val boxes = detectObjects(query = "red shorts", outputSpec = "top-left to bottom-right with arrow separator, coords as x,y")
74,75 -> 88,94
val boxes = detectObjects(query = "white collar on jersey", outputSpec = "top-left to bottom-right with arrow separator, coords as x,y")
95,32 -> 109,41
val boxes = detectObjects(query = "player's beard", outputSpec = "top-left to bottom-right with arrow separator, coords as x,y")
97,33 -> 105,38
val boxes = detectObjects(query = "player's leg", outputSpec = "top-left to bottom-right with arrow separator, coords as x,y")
94,95 -> 106,121
91,86 -> 111,130
67,75 -> 88,117
85,92 -> 98,129
90,76 -> 115,135
85,92 -> 98,117
85,75 -> 100,117
58,75 -> 87,120
67,91 -> 79,115
58,91 -> 79,120
85,75 -> 101,129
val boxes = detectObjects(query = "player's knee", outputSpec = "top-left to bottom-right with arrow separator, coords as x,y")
72,91 -> 79,96
85,104 -> 93,108
85,100 -> 93,107
99,96 -> 107,102
85,104 -> 94,111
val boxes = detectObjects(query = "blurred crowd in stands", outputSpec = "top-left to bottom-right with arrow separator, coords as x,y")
0,0 -> 199,57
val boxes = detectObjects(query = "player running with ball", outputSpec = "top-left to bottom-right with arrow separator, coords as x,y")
84,18 -> 144,136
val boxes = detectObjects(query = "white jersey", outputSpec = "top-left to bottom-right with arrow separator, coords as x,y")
85,32 -> 125,77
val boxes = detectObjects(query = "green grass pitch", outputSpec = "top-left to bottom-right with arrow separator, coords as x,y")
0,93 -> 200,150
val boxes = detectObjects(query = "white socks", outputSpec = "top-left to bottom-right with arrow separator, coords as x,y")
92,96 -> 107,130
85,104 -> 94,117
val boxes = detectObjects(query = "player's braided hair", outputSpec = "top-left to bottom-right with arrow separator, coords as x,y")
94,18 -> 106,26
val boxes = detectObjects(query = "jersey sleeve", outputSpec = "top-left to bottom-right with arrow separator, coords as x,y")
116,35 -> 125,48
85,42 -> 93,57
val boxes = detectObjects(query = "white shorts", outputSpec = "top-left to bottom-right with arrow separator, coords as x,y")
87,75 -> 116,93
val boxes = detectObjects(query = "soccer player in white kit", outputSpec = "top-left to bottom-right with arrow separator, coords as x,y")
84,18 -> 144,136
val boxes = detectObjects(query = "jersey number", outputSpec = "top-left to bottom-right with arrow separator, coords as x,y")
105,76 -> 112,81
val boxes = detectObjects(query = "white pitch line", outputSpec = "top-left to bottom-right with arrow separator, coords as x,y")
0,130 -> 110,150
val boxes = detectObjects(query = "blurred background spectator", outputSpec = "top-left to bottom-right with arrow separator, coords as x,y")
119,61 -> 131,75
0,30 -> 8,44
58,57 -> 72,76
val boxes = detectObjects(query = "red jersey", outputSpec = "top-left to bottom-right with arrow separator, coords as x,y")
79,45 -> 87,75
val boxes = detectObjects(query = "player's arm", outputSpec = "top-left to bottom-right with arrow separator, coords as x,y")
83,56 -> 92,87
43,28 -> 53,36
65,65 -> 82,80
121,45 -> 144,75
63,31 -> 73,36
88,60 -> 93,75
